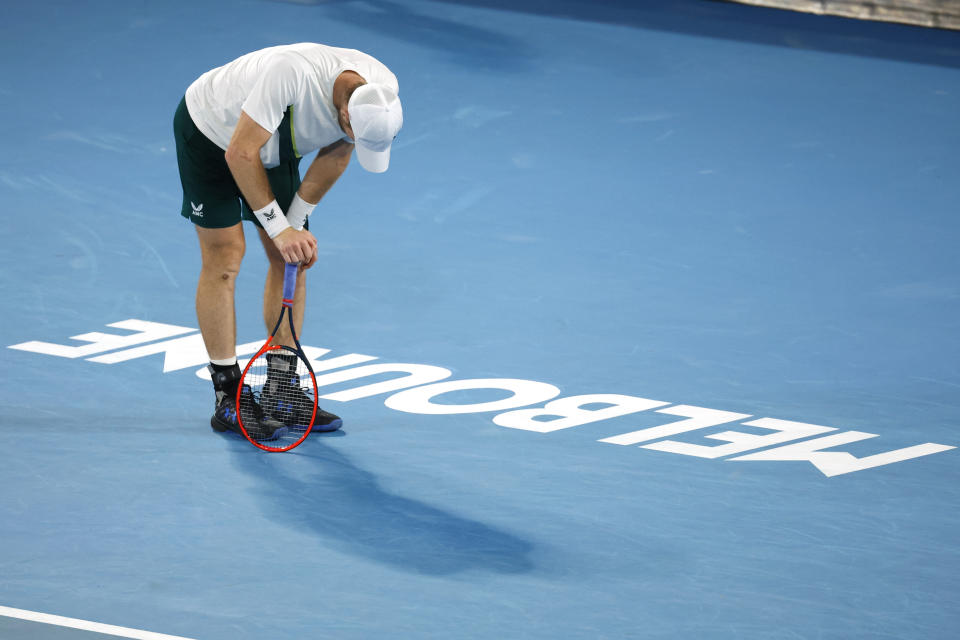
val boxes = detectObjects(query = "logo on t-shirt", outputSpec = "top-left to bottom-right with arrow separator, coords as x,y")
191,202 -> 204,218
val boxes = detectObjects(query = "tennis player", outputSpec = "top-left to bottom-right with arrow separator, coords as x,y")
173,43 -> 403,436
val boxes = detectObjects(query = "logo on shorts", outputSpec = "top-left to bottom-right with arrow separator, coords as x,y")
191,202 -> 204,218
263,207 -> 276,221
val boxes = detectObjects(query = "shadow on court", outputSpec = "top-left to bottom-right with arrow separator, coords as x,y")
225,433 -> 537,576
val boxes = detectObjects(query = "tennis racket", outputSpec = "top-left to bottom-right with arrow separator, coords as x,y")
236,262 -> 318,452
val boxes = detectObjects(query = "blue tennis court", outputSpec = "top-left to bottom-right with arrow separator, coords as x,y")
1,1 -> 958,638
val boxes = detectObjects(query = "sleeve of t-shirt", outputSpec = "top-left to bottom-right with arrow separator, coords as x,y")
241,53 -> 303,133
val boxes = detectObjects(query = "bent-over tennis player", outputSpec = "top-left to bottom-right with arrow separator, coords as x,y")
173,43 -> 403,437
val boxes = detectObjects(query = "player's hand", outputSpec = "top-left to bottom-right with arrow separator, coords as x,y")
301,243 -> 318,269
272,228 -> 318,268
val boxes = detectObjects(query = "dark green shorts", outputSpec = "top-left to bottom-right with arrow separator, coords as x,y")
173,96 -> 304,230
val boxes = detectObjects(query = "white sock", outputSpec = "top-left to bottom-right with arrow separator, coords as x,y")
210,356 -> 238,367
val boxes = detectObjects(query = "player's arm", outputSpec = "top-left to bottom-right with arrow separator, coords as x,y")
284,139 -> 353,231
300,139 -> 353,203
224,110 -> 274,209
224,111 -> 317,266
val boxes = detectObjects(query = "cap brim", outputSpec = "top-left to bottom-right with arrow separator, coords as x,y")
356,144 -> 391,173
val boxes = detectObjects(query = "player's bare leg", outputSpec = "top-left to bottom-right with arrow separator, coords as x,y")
257,226 -> 306,348
256,225 -> 342,432
194,223 -> 278,435
195,223 -> 246,360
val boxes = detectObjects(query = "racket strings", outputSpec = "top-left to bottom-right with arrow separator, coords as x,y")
238,349 -> 317,446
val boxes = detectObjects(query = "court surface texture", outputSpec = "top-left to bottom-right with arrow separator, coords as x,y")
1,1 -> 958,638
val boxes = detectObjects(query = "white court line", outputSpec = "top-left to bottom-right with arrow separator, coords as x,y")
0,606 -> 198,640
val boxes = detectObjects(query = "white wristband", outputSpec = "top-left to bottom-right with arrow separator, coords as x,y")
252,199 -> 291,238
286,193 -> 317,231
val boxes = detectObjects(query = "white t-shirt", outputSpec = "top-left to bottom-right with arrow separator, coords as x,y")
185,43 -> 399,168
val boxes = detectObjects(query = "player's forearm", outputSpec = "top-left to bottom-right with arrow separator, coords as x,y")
224,149 -> 292,237
297,140 -> 353,205
224,148 -> 274,210
297,173 -> 339,206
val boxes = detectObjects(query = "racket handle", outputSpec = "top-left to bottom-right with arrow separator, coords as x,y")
282,262 -> 299,305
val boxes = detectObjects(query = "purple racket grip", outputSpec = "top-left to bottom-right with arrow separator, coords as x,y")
283,262 -> 299,304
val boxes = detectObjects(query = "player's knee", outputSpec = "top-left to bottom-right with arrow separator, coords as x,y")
205,262 -> 242,283
202,243 -> 245,279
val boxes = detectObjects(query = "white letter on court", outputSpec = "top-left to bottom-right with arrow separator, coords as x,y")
494,395 -> 669,433
642,417 -> 836,459
92,335 -> 259,372
195,346 -> 381,381
599,405 -> 751,446
304,347 -> 378,373
731,431 -> 956,477
317,364 -> 453,402
8,320 -> 196,359
385,379 -> 560,415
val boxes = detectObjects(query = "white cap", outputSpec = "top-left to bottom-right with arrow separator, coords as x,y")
347,83 -> 403,173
